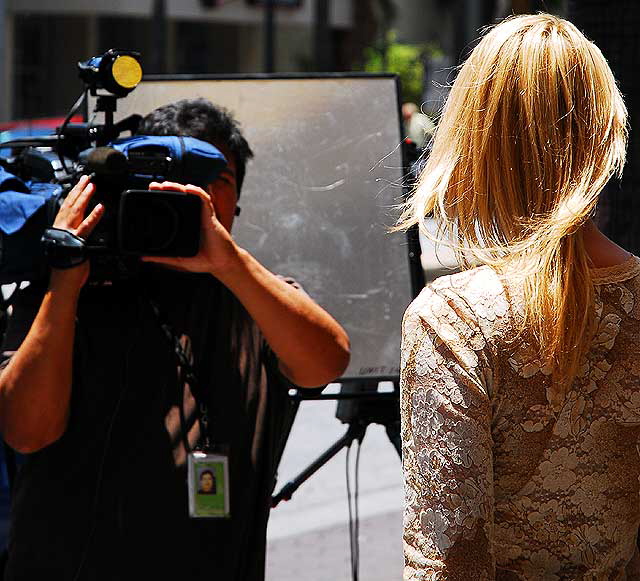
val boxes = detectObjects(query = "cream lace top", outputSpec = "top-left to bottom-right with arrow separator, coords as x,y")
400,256 -> 640,580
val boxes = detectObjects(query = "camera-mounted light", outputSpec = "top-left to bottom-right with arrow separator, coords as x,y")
78,49 -> 143,97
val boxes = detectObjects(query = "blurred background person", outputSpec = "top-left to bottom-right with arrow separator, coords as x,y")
401,102 -> 434,150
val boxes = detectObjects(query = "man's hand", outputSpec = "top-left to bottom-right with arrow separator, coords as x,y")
141,181 -> 241,279
50,175 -> 104,291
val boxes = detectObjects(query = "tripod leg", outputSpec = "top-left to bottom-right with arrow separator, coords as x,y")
271,422 -> 366,508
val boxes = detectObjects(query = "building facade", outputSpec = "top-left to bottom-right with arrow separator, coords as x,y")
0,1 -> 568,122
0,0 -> 354,121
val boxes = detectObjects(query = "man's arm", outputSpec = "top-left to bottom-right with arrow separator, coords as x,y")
214,249 -> 350,387
143,181 -> 350,388
0,176 -> 103,452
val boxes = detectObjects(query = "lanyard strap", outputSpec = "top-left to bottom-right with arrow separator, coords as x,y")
148,298 -> 212,452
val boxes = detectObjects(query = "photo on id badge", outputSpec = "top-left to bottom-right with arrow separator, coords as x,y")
188,451 -> 230,518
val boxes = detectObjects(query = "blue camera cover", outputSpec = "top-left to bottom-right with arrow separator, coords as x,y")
0,136 -> 226,235
0,168 -> 62,235
110,135 -> 227,187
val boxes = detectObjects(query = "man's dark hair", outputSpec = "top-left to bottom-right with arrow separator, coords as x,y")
137,98 -> 254,194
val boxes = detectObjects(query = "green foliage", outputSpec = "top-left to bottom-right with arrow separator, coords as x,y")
361,31 -> 438,105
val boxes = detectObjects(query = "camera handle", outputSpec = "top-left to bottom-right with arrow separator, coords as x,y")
41,228 -> 88,269
41,227 -> 112,270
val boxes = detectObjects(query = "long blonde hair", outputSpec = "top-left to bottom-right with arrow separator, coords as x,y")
398,14 -> 627,393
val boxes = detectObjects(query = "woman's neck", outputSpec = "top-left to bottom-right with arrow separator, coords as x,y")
581,219 -> 632,268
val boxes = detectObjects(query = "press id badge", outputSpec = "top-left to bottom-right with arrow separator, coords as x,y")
188,451 -> 230,518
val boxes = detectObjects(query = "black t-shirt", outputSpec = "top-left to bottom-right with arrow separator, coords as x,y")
2,272 -> 298,580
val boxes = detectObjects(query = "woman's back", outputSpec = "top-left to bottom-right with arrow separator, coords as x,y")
397,12 -> 639,579
401,256 -> 640,579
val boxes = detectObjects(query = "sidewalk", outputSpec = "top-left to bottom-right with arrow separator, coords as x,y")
266,394 -> 404,580
267,510 -> 403,581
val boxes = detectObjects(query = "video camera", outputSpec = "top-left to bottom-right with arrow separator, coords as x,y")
0,49 -> 227,283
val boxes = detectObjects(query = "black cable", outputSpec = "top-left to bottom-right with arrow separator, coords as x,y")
176,364 -> 192,456
354,439 -> 362,580
345,443 -> 356,581
57,90 -> 87,176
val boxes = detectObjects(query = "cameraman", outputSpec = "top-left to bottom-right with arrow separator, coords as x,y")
0,99 -> 350,580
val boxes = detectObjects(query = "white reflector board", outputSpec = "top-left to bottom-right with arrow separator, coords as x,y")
108,75 -> 414,381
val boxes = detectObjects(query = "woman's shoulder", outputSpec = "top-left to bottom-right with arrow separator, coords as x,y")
401,267 -> 507,395
403,265 -> 513,353
408,265 -> 508,317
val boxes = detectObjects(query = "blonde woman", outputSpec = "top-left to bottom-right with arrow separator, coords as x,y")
398,14 -> 640,580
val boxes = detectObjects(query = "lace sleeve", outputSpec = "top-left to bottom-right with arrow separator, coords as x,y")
400,284 -> 495,580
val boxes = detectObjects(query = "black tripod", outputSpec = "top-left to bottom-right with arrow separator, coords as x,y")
271,381 -> 400,508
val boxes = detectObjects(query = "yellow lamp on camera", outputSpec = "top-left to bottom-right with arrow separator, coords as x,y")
111,56 -> 143,92
78,49 -> 143,97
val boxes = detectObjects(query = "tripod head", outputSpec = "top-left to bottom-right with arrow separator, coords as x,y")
335,381 -> 399,427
